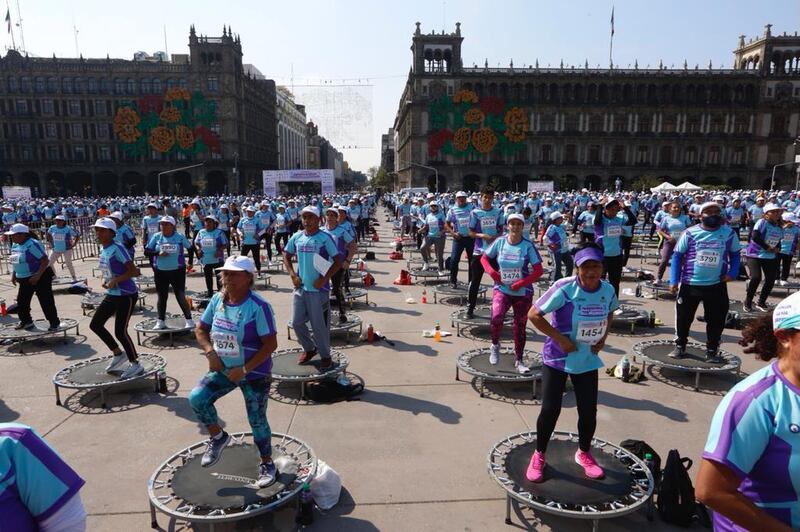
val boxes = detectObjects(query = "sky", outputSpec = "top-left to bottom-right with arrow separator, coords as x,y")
3,0 -> 799,172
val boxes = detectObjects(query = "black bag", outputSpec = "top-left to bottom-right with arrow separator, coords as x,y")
304,380 -> 364,403
620,439 -> 662,480
364,251 -> 376,260
656,449 -> 696,527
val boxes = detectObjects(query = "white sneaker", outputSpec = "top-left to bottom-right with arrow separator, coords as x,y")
779,280 -> 788,286
421,262 -> 430,271
105,353 -> 128,375
153,320 -> 167,330
120,362 -> 145,379
515,360 -> 531,374
185,318 -> 196,329
489,344 -> 501,365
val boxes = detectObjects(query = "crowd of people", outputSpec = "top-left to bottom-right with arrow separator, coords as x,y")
1,184 -> 798,531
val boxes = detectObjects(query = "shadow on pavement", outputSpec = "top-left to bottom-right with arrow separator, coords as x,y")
359,389 -> 462,424
563,389 -> 688,422
0,399 -> 20,422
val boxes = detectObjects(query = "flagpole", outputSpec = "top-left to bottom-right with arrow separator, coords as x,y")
609,6 -> 614,68
15,0 -> 24,53
5,0 -> 16,51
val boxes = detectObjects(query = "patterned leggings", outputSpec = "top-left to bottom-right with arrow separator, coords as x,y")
490,290 -> 532,359
189,372 -> 272,457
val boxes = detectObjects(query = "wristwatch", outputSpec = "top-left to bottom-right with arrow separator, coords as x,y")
241,365 -> 248,375
205,350 -> 217,358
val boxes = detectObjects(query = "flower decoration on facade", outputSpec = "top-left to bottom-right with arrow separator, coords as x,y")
472,128 -> 498,153
464,107 -> 484,125
479,96 -> 505,116
148,126 -> 175,153
503,107 -> 529,143
113,107 -> 142,143
164,87 -> 191,102
176,125 -> 195,150
452,89 -> 478,104
427,128 -> 454,157
453,127 -> 472,151
160,106 -> 181,123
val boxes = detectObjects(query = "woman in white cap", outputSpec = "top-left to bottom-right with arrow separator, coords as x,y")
655,200 -> 691,284
544,211 -> 572,281
216,204 -> 232,256
141,203 -> 161,260
419,201 -> 446,271
190,255 -> 279,487
744,203 -> 784,312
144,216 -> 195,330
109,212 -> 136,260
777,212 -> 799,286
46,215 -> 80,281
237,205 -> 264,273
90,218 -> 143,378
194,215 -> 228,298
695,291 -> 800,532
7,223 -> 61,331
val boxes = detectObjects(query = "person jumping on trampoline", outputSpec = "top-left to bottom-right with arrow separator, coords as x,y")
778,212 -> 799,285
91,218 -> 143,379
526,243 -> 618,483
744,203 -> 784,312
466,186 -> 504,319
669,202 -> 741,362
323,206 -> 356,324
145,216 -> 195,331
446,191 -> 474,288
419,201 -> 446,271
655,201 -> 690,285
191,255 -> 279,488
695,291 -> 800,532
238,205 -> 264,273
594,197 -> 636,297
46,215 -> 80,281
7,223 -> 61,332
194,215 -> 228,298
544,211 -> 572,282
481,213 -> 543,374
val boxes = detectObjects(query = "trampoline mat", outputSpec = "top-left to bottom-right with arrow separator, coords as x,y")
136,316 -> 194,333
171,445 -> 298,508
290,313 -> 361,332
410,269 -> 447,278
271,352 -> 342,378
455,306 -> 500,323
467,353 -> 539,377
728,301 -> 767,317
612,308 -> 648,323
331,289 -> 367,302
641,343 -> 729,369
66,354 -> 162,385
136,276 -> 155,284
0,319 -> 77,338
505,440 -> 632,505
436,283 -> 479,296
53,276 -> 87,285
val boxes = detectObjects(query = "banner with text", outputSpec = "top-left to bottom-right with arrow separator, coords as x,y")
263,169 -> 335,197
2,186 -> 32,201
527,181 -> 554,193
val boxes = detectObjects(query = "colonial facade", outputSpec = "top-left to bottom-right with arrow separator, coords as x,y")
393,23 -> 800,192
0,26 -> 278,196
276,86 -> 307,170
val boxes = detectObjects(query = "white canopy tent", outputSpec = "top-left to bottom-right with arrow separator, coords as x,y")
675,181 -> 703,191
650,182 -> 678,193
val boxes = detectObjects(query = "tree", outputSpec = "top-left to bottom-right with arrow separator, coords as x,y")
372,167 -> 391,189
630,175 -> 662,192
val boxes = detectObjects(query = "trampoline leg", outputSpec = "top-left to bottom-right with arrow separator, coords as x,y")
54,385 -> 61,406
100,389 -> 107,409
150,502 -> 158,529
455,366 -> 459,382
532,379 -> 538,400
592,518 -> 599,532
137,331 -> 141,346
287,327 -> 291,340
695,372 -> 700,392
504,494 -> 512,525
300,381 -> 306,399
480,378 -> 485,398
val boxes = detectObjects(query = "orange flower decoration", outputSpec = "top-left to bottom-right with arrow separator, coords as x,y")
160,106 -> 181,123
503,107 -> 529,143
453,127 -> 472,151
453,89 -> 478,104
165,87 -> 191,102
464,108 -> 484,125
149,126 -> 175,152
176,125 -> 195,149
113,107 -> 141,143
472,128 -> 498,153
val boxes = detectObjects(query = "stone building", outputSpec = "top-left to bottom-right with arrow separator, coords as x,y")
276,86 -> 307,170
380,127 -> 395,172
393,22 -> 800,192
0,25 -> 278,196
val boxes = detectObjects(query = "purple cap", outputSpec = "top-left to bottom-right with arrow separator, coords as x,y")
575,246 -> 604,266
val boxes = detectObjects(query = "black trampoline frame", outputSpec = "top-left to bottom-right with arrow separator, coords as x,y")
632,339 -> 741,391
287,313 -> 363,342
134,313 -> 200,346
456,347 -> 543,399
52,352 -> 166,409
81,292 -> 146,315
487,431 -> 654,531
147,431 -> 317,529
609,306 -> 651,334
637,280 -> 674,300
52,275 -> 88,287
408,268 -> 449,285
270,348 -> 349,398
330,288 -> 369,308
0,318 -> 80,353
450,305 -> 513,337
433,282 -> 487,304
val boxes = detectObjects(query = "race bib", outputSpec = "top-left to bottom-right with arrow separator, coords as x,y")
201,238 -> 215,248
243,226 -> 256,236
782,236 -> 795,246
9,253 -> 21,265
606,225 -> 622,237
147,223 -> 159,235
696,249 -> 720,268
576,319 -> 607,345
480,217 -> 496,231
53,233 -> 65,242
501,268 -> 522,283
211,331 -> 240,360
730,216 -> 741,224
457,217 -> 470,228
160,243 -> 177,254
766,237 -> 781,247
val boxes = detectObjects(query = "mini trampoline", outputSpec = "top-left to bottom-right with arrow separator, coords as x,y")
148,432 -> 316,529
261,260 -> 285,273
186,291 -> 213,310
535,281 -> 552,297
270,348 -> 349,398
81,291 -> 146,315
330,288 -> 369,308
134,314 -> 199,346
725,300 -> 767,328
134,255 -> 151,269
135,275 -> 156,291
638,280 -> 674,300
632,340 -> 741,391
51,276 -> 87,289
450,305 -> 513,337
456,347 -> 543,399
433,282 -> 486,304
621,267 -> 653,281
0,319 -> 80,353
287,312 -> 362,342
487,431 -> 654,531
771,282 -> 800,297
53,352 -> 165,409
409,267 -> 449,285
256,272 -> 273,289
610,306 -> 651,334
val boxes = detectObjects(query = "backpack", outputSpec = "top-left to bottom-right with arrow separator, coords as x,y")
619,439 -> 662,480
304,380 -> 364,403
656,449 -> 696,527
364,251 -> 376,260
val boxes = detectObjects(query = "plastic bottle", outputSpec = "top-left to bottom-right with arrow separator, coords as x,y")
296,482 -> 314,525
186,296 -> 194,311
157,370 -> 168,393
621,355 -> 631,382
635,283 -> 642,298
649,310 -> 656,328
367,323 -> 374,343
0,301 -> 6,317
644,453 -> 656,521
421,289 -> 427,304
434,322 -> 441,342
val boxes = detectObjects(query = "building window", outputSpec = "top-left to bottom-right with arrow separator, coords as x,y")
564,144 -> 577,164
15,99 -> 28,113
71,123 -> 83,139
166,78 -> 176,89
639,116 -> 651,133
101,79 -> 113,93
42,99 -> 54,114
62,77 -> 73,93
588,115 -> 603,133
540,114 -> 555,132
98,145 -> 111,161
211,123 -> 221,136
114,79 -> 125,94
47,146 -> 59,160
211,151 -> 222,160
47,77 -> 58,93
176,151 -> 187,161
540,144 -> 552,163
69,100 -> 81,116
684,147 -> 697,165
152,78 -> 162,94
94,100 -> 106,116
588,145 -> 602,165
7,76 -> 18,91
636,145 -> 649,164
73,145 -> 86,161
178,79 -> 188,89
20,145 -> 32,161
45,123 -> 57,138
207,77 -> 219,92
87,78 -> 98,93
141,79 -> 152,94
17,123 -> 31,139
708,146 -> 721,165
97,123 -> 109,138
709,117 -> 723,134
34,77 -> 45,92
612,145 -> 625,165
127,79 -> 136,94
73,78 -> 84,93
564,115 -> 579,132
662,115 -> 676,133
766,87 -> 773,97
732,147 -> 745,165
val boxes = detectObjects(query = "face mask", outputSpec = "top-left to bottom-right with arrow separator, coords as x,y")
702,215 -> 722,228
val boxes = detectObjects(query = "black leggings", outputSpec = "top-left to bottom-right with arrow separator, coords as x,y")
16,267 -> 59,327
745,256 -> 778,306
536,365 -> 599,453
467,255 -> 485,312
621,235 -> 632,267
241,244 -> 261,271
778,253 -> 793,281
275,232 -> 289,255
602,255 -> 624,297
154,267 -> 192,320
262,233 -> 274,262
203,264 -> 222,297
89,294 -> 138,362
221,231 -> 231,256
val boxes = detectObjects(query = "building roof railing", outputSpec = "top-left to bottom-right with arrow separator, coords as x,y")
458,66 -> 762,77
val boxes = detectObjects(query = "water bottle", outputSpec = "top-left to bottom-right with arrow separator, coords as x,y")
157,369 -> 168,393
635,283 -> 642,298
434,322 -> 441,342
367,324 -> 374,343
296,482 -> 314,525
644,453 -> 656,521
649,310 -> 656,328
0,301 -> 6,317
620,355 -> 631,382
421,289 -> 427,304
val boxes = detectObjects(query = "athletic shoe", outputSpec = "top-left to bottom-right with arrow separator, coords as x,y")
706,349 -> 725,364
489,344 -> 501,365
338,313 -> 348,324
450,281 -> 459,289
421,262 -> 430,271
105,353 -> 128,374
153,320 -> 167,330
465,309 -> 475,320
575,449 -> 605,479
319,357 -> 334,371
754,302 -> 770,313
779,280 -> 788,286
200,431 -> 230,467
14,321 -> 33,330
743,302 -> 754,313
256,461 -> 278,488
525,451 -> 546,483
47,322 -> 62,332
298,350 -> 317,364
23,322 -> 37,331
515,360 -> 531,374
668,346 -> 686,359
120,362 -> 144,379
185,318 -> 196,329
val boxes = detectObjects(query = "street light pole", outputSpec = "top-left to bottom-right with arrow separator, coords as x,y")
770,161 -> 796,192
157,162 -> 205,197
401,160 -> 439,192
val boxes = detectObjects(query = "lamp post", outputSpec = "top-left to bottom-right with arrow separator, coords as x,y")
770,161 -> 796,192
401,160 -> 439,192
157,162 -> 205,197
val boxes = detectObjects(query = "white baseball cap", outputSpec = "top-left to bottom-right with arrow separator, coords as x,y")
301,206 -> 320,217
325,206 -> 338,214
4,223 -> 29,235
549,211 -> 564,221
773,291 -> 800,331
699,202 -> 721,214
245,205 -> 256,212
204,215 -> 218,223
92,218 -> 116,233
782,212 -> 799,223
507,213 -> 525,223
455,191 -> 468,198
159,216 -> 176,225
216,255 -> 256,273
55,215 -> 67,221
109,211 -> 123,220
763,203 -> 783,213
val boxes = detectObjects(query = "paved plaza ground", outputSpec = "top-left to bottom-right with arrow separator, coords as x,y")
0,209 -> 783,531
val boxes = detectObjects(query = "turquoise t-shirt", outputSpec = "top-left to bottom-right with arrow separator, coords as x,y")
146,232 -> 192,271
10,238 -> 46,279
446,205 -> 473,237
237,216 -> 263,245
424,212 -> 446,238
284,229 -> 339,292
194,228 -> 227,266
98,242 -> 137,296
468,208 -> 503,255
594,213 -> 625,257
673,224 -> 741,286
545,223 -> 569,253
141,215 -> 162,242
484,236 -> 543,297
47,225 -> 79,253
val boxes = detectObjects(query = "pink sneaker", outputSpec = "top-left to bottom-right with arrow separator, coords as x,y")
525,451 -> 546,483
575,449 -> 605,479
